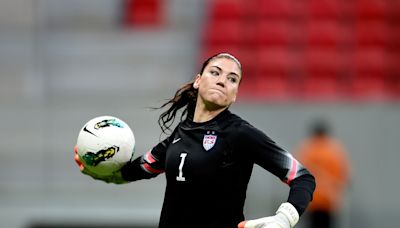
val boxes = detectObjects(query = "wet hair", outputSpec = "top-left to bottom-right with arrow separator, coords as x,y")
156,53 -> 242,134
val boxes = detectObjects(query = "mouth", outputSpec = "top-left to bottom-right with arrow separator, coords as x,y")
210,88 -> 225,95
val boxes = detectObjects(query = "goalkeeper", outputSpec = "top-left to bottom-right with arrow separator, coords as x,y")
75,53 -> 316,228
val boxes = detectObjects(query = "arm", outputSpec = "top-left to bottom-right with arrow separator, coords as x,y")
121,130 -> 176,181
238,124 -> 316,227
121,149 -> 166,181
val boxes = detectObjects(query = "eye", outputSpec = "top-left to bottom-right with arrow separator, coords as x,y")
228,76 -> 238,83
210,70 -> 219,76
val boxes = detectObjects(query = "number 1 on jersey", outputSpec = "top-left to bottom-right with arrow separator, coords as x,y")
176,153 -> 187,181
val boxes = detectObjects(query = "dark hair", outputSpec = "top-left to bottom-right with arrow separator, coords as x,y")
157,53 -> 242,134
310,119 -> 331,136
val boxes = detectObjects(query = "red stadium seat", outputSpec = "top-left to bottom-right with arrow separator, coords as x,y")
300,49 -> 345,99
386,54 -> 400,99
202,20 -> 245,46
349,74 -> 386,99
303,49 -> 345,74
355,21 -> 390,47
300,73 -> 343,100
208,0 -> 249,20
123,0 -> 164,27
307,0 -> 345,20
390,24 -> 400,51
386,75 -> 400,100
252,48 -> 298,99
255,0 -> 298,19
303,21 -> 350,48
353,0 -> 388,20
391,0 -> 400,21
253,21 -> 297,47
349,49 -> 388,99
253,73 -> 292,100
201,45 -> 241,59
351,49 -> 387,76
256,48 -> 298,76
387,80 -> 400,99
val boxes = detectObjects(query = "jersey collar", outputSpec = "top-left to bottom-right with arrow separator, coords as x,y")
181,109 -> 231,130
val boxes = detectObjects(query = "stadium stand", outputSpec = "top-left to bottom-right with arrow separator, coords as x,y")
201,0 -> 400,101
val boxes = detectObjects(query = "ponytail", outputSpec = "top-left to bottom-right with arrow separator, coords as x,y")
157,80 -> 198,134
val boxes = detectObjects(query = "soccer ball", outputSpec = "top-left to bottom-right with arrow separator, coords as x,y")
76,116 -> 135,177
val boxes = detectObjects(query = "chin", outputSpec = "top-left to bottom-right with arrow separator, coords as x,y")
211,101 -> 231,109
204,100 -> 226,110
203,94 -> 231,108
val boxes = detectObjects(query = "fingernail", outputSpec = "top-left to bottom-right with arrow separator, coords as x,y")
238,221 -> 246,228
74,154 -> 83,166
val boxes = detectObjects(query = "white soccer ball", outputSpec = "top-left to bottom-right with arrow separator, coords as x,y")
76,116 -> 135,177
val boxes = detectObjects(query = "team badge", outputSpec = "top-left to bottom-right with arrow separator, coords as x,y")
203,131 -> 217,151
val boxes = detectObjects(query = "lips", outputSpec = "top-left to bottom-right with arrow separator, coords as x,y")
210,88 -> 225,95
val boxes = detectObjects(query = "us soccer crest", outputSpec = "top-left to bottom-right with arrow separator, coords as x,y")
203,131 -> 217,151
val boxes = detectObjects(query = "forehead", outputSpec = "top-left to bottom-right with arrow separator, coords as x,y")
207,57 -> 242,76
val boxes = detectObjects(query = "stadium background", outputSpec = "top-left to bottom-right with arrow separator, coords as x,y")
0,0 -> 399,227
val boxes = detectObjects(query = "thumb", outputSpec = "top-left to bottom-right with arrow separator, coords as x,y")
238,221 -> 247,228
238,219 -> 266,228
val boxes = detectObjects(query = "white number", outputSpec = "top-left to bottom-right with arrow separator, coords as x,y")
176,153 -> 187,181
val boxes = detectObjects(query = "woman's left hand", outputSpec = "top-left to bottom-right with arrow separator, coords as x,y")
238,203 -> 299,228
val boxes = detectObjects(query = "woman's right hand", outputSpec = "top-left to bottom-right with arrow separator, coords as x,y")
74,145 -> 128,184
74,145 -> 105,180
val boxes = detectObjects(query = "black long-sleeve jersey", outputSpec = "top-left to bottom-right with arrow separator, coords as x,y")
121,109 -> 315,228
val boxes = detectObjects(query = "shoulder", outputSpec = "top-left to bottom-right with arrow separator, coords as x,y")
219,112 -> 249,131
223,113 -> 268,140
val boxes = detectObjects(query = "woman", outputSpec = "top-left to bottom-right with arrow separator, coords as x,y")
74,53 -> 315,228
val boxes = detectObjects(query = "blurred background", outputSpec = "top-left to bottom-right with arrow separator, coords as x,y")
0,0 -> 399,227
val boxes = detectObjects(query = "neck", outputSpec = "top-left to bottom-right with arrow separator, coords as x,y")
193,100 -> 227,123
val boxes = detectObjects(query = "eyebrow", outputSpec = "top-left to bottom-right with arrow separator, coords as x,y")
211,65 -> 240,79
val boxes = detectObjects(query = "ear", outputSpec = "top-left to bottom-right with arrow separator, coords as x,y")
193,74 -> 201,89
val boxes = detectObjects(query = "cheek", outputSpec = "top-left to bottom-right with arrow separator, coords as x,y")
198,84 -> 209,96
227,87 -> 239,101
199,79 -> 215,94
198,77 -> 210,89
230,85 -> 239,95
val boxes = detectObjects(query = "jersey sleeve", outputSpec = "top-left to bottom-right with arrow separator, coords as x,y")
120,131 -> 174,181
238,123 -> 305,182
238,123 -> 315,215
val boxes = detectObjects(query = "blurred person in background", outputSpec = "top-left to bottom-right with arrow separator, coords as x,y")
74,53 -> 315,228
295,119 -> 351,228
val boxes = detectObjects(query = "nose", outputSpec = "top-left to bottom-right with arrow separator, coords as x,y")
216,75 -> 226,87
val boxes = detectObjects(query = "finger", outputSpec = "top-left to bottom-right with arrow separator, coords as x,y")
73,145 -> 85,170
81,168 -> 92,176
238,221 -> 247,228
74,154 -> 84,171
